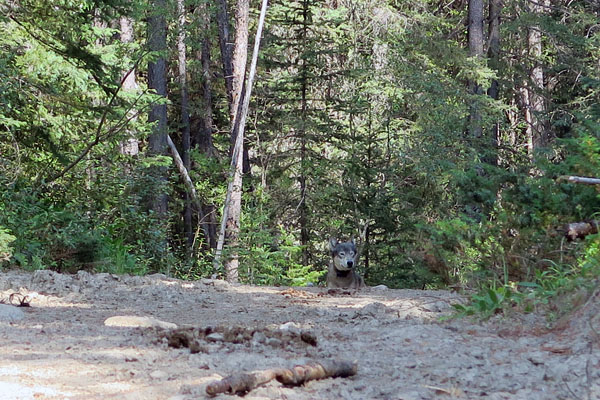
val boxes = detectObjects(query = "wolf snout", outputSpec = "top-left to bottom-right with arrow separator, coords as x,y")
347,260 -> 354,268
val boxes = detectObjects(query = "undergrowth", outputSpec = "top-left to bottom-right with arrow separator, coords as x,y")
452,234 -> 600,320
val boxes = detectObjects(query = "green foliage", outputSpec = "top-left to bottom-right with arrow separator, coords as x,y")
232,190 -> 325,286
1,0 -> 599,307
0,226 -> 16,264
453,287 -> 515,319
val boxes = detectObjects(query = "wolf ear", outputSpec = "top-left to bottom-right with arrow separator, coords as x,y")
329,238 -> 338,250
350,236 -> 356,246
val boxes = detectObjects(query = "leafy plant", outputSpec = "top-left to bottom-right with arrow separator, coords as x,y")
0,226 -> 16,264
453,286 -> 516,319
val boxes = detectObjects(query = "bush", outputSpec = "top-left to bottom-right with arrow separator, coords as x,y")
0,226 -> 16,264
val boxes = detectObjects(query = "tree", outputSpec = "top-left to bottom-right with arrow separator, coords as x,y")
194,1 -> 218,249
486,0 -> 501,161
468,0 -> 484,139
215,0 -> 269,282
119,15 -> 140,157
525,0 -> 549,154
215,0 -> 234,105
147,1 -> 169,219
176,0 -> 193,248
220,0 -> 250,282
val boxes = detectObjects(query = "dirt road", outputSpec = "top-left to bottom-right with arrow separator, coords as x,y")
0,270 -> 597,399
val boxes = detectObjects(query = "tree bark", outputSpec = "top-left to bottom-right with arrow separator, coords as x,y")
467,0 -> 484,139
230,0 -> 252,176
119,15 -> 140,157
147,1 -> 168,218
222,0 -> 250,282
299,0 -> 309,267
214,0 -> 269,280
485,0 -> 501,165
526,0 -> 549,155
176,0 -> 193,248
196,3 -> 217,157
230,0 -> 249,126
206,359 -> 357,396
215,0 -> 234,108
195,2 -> 218,249
487,0 -> 501,102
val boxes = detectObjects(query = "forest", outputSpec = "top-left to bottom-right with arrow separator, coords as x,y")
1,0 -> 599,307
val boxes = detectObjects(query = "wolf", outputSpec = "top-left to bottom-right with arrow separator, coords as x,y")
327,238 -> 365,289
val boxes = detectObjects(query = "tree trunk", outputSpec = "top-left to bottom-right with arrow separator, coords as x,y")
230,0 -> 249,126
467,0 -> 484,139
214,0 -> 269,281
230,0 -> 252,176
487,0 -> 501,102
196,3 -> 217,158
119,16 -> 140,157
215,0 -> 234,108
486,0 -> 501,164
223,0 -> 250,282
526,0 -> 549,154
176,0 -> 193,248
299,0 -> 309,267
196,2 -> 218,249
147,1 -> 169,218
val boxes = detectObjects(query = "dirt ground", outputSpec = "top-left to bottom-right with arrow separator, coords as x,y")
0,269 -> 599,400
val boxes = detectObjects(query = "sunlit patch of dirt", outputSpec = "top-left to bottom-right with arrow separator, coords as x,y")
0,269 -> 597,400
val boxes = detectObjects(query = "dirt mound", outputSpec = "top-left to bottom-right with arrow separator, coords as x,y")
0,269 -> 597,399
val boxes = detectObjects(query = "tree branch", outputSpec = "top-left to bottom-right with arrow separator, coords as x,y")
206,359 -> 357,396
165,134 -> 210,241
43,57 -> 146,185
558,176 -> 600,185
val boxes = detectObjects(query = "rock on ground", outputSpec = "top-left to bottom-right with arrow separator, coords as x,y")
0,304 -> 25,322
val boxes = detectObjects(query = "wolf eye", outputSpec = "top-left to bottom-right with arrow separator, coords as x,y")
339,252 -> 345,256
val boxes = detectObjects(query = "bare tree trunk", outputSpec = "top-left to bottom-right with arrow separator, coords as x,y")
487,0 -> 501,102
215,0 -> 234,108
222,0 -> 250,282
486,0 -> 501,164
526,0 -> 549,154
299,0 -> 309,267
196,2 -> 218,249
119,15 -> 140,157
176,0 -> 193,248
197,3 -> 217,157
468,0 -> 484,139
214,0 -> 269,281
147,1 -> 169,218
230,0 -> 249,126
221,0 -> 252,176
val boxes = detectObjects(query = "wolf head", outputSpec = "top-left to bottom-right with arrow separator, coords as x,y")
329,238 -> 358,272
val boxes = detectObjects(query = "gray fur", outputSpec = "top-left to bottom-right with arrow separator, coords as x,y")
327,238 -> 365,289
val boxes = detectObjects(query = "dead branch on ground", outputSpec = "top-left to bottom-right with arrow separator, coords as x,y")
0,293 -> 31,307
205,359 -> 357,396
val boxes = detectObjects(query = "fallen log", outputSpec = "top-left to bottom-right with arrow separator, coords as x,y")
205,359 -> 358,396
558,176 -> 600,185
563,220 -> 600,241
